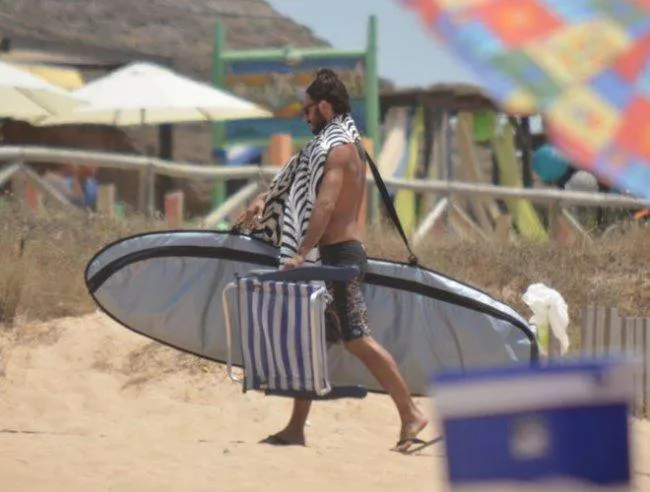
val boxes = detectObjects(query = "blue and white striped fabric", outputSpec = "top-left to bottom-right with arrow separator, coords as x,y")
237,278 -> 331,396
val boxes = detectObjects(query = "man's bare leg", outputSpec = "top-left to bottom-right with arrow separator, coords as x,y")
345,336 -> 428,451
264,399 -> 312,445
264,338 -> 425,449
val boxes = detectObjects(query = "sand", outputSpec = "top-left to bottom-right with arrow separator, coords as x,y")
1,313 -> 649,491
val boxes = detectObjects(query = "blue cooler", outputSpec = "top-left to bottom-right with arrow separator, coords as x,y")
433,359 -> 634,491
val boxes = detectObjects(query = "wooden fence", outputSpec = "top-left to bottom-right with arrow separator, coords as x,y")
580,305 -> 650,418
0,144 -> 648,239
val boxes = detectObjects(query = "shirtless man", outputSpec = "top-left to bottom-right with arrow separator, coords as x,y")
242,69 -> 428,452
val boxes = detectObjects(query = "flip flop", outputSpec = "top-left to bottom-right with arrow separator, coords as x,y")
393,436 -> 445,455
402,436 -> 444,455
259,434 -> 305,446
392,437 -> 428,453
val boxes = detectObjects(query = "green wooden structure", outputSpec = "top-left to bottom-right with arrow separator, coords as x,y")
210,15 -> 380,208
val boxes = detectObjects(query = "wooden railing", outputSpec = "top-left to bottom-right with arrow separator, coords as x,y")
0,145 -> 648,236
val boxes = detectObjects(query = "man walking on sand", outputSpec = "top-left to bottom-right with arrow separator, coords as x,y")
239,69 -> 428,453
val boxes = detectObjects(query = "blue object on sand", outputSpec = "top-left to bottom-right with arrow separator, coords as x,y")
432,358 -> 634,491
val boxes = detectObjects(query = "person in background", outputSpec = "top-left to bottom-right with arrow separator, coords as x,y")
532,140 -> 579,189
532,138 -> 617,230
78,165 -> 99,210
43,164 -> 98,210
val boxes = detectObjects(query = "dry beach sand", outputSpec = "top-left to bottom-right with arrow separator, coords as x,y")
1,313 -> 649,491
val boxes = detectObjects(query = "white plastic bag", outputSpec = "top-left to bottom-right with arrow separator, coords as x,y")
522,283 -> 570,356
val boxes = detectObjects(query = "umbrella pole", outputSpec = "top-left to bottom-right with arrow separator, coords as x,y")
159,124 -> 173,160
147,166 -> 156,219
137,114 -> 157,219
157,124 -> 174,212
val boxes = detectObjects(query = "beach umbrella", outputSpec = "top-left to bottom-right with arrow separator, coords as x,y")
35,61 -> 272,126
397,0 -> 650,199
0,60 -> 84,119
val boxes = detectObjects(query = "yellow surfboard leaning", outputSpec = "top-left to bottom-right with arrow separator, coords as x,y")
394,107 -> 423,236
491,123 -> 548,241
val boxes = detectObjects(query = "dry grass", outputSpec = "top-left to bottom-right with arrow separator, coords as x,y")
0,201 -> 167,324
0,202 -> 647,349
366,219 -> 649,336
0,255 -> 25,326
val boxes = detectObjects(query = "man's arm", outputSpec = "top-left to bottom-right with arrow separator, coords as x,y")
296,144 -> 350,258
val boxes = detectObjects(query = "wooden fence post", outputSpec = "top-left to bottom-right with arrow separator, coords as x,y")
0,162 -> 22,190
594,306 -> 608,356
413,198 -> 449,246
448,203 -> 490,241
96,184 -> 116,217
456,113 -> 496,235
605,307 -> 621,355
10,170 -> 24,203
581,305 -> 596,356
493,214 -> 512,243
147,166 -> 156,218
138,169 -> 147,215
622,317 -> 640,416
24,179 -> 43,211
635,318 -> 646,417
580,306 -> 626,357
266,134 -> 293,168
581,307 -> 650,418
164,190 -> 185,229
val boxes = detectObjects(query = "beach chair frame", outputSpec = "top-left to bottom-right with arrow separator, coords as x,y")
222,266 -> 368,400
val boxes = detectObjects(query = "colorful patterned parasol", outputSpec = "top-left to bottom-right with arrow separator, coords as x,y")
398,0 -> 650,199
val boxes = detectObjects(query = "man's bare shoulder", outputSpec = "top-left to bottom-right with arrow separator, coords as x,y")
325,143 -> 355,169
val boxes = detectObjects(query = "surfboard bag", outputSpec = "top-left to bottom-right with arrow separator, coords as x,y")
84,148 -> 539,396
222,267 -> 368,399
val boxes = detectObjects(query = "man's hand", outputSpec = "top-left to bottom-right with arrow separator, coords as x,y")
281,254 -> 305,270
245,195 -> 265,222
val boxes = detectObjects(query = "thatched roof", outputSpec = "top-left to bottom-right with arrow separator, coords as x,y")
0,1 -> 338,167
0,2 -> 398,215
0,1 -> 344,214
381,83 -> 497,112
0,0 -> 330,79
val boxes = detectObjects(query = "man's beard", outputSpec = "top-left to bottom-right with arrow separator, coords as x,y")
310,109 -> 327,135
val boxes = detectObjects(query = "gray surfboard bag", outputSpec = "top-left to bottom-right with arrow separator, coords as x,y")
85,149 -> 538,396
85,230 -> 539,396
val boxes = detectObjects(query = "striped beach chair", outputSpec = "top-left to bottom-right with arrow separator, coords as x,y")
223,266 -> 367,400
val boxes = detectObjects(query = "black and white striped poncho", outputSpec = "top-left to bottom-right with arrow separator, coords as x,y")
250,114 -> 362,266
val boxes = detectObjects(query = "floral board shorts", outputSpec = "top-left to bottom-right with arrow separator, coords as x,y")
320,241 -> 371,343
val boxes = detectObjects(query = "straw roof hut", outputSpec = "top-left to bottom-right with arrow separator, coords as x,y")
0,0 -> 330,213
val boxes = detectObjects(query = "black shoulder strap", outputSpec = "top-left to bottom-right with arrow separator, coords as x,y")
362,146 -> 419,266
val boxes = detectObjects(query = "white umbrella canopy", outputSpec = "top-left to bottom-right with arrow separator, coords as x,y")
35,62 -> 272,126
0,60 -> 84,119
